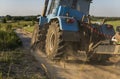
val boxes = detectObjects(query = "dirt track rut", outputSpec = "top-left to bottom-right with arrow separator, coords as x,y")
16,29 -> 120,79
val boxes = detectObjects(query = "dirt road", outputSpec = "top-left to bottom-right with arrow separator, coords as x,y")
16,29 -> 120,79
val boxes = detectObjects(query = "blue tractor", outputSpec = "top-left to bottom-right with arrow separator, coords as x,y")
31,0 -> 120,61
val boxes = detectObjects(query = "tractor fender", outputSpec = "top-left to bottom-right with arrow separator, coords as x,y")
48,16 -> 79,32
38,16 -> 48,27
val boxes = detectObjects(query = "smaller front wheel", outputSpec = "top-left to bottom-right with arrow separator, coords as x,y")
31,24 -> 39,48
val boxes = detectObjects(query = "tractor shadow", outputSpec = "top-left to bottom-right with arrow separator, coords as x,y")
15,30 -> 31,49
64,58 -> 120,66
64,58 -> 120,75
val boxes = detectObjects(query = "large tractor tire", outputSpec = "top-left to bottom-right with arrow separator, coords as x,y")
31,24 -> 40,48
45,21 -> 65,60
37,24 -> 49,52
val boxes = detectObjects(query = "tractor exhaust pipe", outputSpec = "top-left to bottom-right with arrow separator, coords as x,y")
42,0 -> 49,16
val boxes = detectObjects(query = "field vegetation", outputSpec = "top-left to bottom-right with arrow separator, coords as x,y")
106,20 -> 120,29
0,24 -> 22,50
91,16 -> 120,30
0,15 -> 37,33
0,49 -> 46,79
0,15 -> 46,79
0,21 -> 34,31
0,15 -> 120,79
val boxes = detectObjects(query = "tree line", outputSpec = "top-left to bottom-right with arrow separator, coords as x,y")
91,16 -> 120,21
1,15 -> 120,23
0,15 -> 40,23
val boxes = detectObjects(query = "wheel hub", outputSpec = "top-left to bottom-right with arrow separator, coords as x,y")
49,32 -> 55,52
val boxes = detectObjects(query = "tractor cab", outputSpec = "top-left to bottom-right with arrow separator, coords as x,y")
44,0 -> 91,17
60,0 -> 91,14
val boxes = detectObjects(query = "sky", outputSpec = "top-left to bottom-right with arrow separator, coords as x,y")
0,0 -> 44,16
90,0 -> 120,17
0,0 -> 120,17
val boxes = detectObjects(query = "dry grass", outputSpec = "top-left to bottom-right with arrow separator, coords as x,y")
0,49 -> 46,79
106,20 -> 120,30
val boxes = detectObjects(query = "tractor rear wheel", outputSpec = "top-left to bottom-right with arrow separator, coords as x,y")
45,21 -> 65,60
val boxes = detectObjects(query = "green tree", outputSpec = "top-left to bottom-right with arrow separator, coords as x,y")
5,24 -> 12,32
5,15 -> 12,21
2,18 -> 6,23
0,24 -> 2,30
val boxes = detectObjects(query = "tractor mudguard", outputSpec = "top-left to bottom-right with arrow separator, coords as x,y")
38,16 -> 48,27
47,16 -> 80,41
38,16 -> 80,41
38,16 -> 79,32
48,16 -> 79,31
100,24 -> 115,37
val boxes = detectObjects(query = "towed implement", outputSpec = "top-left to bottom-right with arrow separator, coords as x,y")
31,0 -> 120,61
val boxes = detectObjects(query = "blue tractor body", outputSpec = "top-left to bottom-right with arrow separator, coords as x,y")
38,0 -> 115,36
38,0 -> 90,32
31,0 -> 120,60
39,6 -> 83,31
